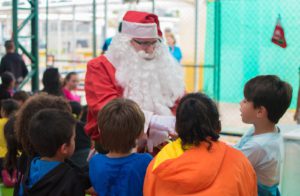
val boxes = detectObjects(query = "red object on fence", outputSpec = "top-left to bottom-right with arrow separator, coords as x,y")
271,16 -> 287,48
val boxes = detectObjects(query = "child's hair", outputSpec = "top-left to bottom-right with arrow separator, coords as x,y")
15,94 -> 71,157
29,109 -> 76,157
42,67 -> 62,96
69,101 -> 82,119
97,98 -> 145,153
1,72 -> 15,89
176,93 -> 220,150
244,75 -> 292,123
12,91 -> 30,103
1,99 -> 19,118
4,117 -> 20,172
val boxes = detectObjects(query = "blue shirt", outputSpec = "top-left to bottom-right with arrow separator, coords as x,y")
89,153 -> 152,196
102,37 -> 113,52
169,46 -> 182,62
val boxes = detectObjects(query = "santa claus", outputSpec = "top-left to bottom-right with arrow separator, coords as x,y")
85,10 -> 185,151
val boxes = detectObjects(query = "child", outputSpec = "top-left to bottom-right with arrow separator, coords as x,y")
21,109 -> 85,196
144,93 -> 257,196
0,99 -> 19,169
63,72 -> 81,102
0,71 -> 15,101
89,98 -> 152,196
69,101 -> 91,168
235,75 -> 292,196
2,117 -> 19,187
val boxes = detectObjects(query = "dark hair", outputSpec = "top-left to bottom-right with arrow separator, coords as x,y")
12,91 -> 30,103
244,75 -> 292,123
80,105 -> 88,123
29,109 -> 76,157
1,99 -> 19,118
1,72 -> 15,89
98,98 -> 144,153
4,40 -> 14,50
4,117 -> 20,172
69,101 -> 82,119
176,93 -> 220,150
15,94 -> 71,156
42,67 -> 63,96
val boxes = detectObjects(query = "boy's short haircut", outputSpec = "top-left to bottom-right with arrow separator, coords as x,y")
12,91 -> 30,103
1,99 -> 19,117
29,109 -> 76,157
97,98 -> 145,153
244,75 -> 292,123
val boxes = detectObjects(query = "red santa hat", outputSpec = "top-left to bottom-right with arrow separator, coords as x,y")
121,11 -> 162,39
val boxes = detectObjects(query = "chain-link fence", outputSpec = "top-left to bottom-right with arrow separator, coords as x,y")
204,0 -> 300,133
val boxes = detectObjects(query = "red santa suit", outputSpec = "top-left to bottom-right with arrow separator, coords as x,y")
85,11 -> 185,150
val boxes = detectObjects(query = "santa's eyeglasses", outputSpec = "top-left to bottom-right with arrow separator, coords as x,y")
132,39 -> 159,47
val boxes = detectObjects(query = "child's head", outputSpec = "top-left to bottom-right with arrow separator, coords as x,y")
15,94 -> 71,156
12,91 -> 30,106
97,98 -> 145,154
1,72 -> 15,90
176,93 -> 220,150
1,99 -> 19,118
42,67 -> 62,96
69,101 -> 82,119
242,75 -> 292,124
29,109 -> 76,159
64,72 -> 79,90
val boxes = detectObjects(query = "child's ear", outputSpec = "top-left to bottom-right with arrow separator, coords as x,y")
59,143 -> 69,155
256,106 -> 267,118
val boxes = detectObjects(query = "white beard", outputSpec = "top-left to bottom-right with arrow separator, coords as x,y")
105,34 -> 185,115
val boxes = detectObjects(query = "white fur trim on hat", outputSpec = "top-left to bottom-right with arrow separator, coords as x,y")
121,21 -> 159,39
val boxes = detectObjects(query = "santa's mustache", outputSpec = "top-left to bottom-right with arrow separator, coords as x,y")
138,50 -> 156,60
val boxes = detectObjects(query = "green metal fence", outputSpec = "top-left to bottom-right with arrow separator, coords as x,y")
205,0 -> 300,109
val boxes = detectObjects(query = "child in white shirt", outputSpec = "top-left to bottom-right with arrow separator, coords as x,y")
235,75 -> 292,196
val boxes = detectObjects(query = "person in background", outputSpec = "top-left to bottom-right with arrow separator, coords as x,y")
144,93 -> 257,196
89,98 -> 152,196
21,109 -> 85,196
2,116 -> 20,187
0,40 -> 28,87
69,101 -> 91,168
41,67 -> 63,96
101,23 -> 122,54
235,75 -> 292,196
0,99 -> 19,178
63,72 -> 80,102
12,90 -> 30,106
165,32 -> 182,63
0,72 -> 15,101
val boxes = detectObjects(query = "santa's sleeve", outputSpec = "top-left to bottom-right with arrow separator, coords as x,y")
84,57 -> 121,140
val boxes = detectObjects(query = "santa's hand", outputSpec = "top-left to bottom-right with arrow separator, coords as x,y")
149,115 -> 176,135
147,127 -> 169,152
